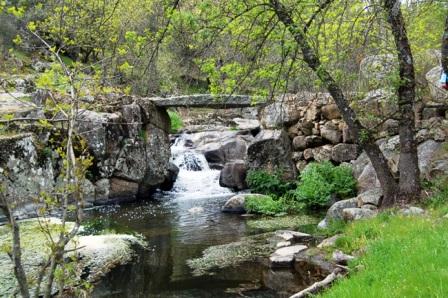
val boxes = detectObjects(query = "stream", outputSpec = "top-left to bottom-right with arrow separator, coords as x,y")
87,134 -> 312,297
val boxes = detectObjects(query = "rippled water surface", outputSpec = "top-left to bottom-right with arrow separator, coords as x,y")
87,134 -> 310,297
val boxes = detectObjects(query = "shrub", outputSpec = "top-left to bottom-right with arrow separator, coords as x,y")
244,195 -> 286,216
294,161 -> 356,209
246,170 -> 295,197
168,110 -> 183,134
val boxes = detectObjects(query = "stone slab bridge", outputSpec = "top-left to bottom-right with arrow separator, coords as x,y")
149,94 -> 268,109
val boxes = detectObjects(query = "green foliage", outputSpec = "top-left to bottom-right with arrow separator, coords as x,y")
246,170 -> 295,197
244,195 -> 286,216
320,210 -> 448,298
168,110 -> 183,134
423,175 -> 448,208
294,162 -> 356,209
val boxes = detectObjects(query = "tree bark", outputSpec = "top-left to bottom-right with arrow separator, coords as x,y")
268,0 -> 398,206
383,0 -> 421,204
0,198 -> 30,298
442,15 -> 448,73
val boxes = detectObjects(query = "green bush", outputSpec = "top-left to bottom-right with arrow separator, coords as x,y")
168,110 -> 183,134
246,170 -> 295,197
294,161 -> 356,209
244,195 -> 286,216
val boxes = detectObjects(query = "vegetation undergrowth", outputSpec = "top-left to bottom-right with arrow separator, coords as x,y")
168,110 -> 183,134
294,161 -> 356,208
320,206 -> 448,297
245,162 -> 357,215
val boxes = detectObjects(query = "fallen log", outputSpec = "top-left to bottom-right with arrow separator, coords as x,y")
289,267 -> 347,298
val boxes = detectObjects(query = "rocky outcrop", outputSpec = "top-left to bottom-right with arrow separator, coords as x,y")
247,129 -> 296,180
0,219 -> 146,297
0,94 -> 173,217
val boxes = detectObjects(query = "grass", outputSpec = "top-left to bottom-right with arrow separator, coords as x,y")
167,110 -> 183,133
319,209 -> 448,297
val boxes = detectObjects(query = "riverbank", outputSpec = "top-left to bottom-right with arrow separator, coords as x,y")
315,203 -> 448,297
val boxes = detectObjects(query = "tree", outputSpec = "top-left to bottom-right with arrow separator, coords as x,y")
383,0 -> 420,204
0,30 -> 93,297
190,0 -> 431,207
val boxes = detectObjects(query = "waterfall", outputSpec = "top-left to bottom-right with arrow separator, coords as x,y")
168,134 -> 232,200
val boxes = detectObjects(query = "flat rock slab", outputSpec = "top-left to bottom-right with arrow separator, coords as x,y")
0,92 -> 36,114
274,230 -> 312,243
150,94 -> 266,108
269,244 -> 307,268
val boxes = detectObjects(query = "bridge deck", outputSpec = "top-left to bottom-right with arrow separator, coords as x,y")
149,94 -> 267,108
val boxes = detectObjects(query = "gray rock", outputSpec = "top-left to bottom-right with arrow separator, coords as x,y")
321,103 -> 341,120
320,122 -> 341,144
109,177 -> 139,201
342,208 -> 377,221
273,230 -> 312,243
400,206 -> 425,216
426,66 -> 448,104
232,118 -> 260,132
317,218 -> 328,229
259,94 -> 306,128
356,89 -> 398,129
293,135 -> 307,150
95,178 -> 110,201
312,145 -> 333,162
332,250 -> 355,265
160,162 -> 179,191
418,140 -> 442,178
269,244 -> 307,268
317,235 -> 342,249
326,198 -> 358,221
222,193 -> 269,213
357,188 -> 383,207
247,129 -> 296,180
305,135 -> 324,148
219,161 -> 248,190
360,54 -> 397,82
331,143 -> 359,162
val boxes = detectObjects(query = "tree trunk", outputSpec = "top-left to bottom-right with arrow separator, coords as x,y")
442,15 -> 448,73
268,0 -> 398,206
0,200 -> 30,298
383,0 -> 421,204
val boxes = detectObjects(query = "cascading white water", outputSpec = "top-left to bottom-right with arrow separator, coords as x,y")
169,134 -> 232,200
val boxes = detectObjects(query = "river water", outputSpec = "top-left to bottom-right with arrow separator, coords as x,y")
88,134 -> 310,297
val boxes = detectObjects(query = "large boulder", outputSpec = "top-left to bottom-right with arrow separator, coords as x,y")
426,66 -> 448,104
190,130 -> 254,167
325,198 -> 358,222
359,54 -> 397,83
247,129 -> 297,180
219,161 -> 248,190
1,96 -> 173,212
357,188 -> 382,207
221,193 -> 269,213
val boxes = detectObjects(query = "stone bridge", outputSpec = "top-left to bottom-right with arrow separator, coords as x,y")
149,94 -> 267,109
